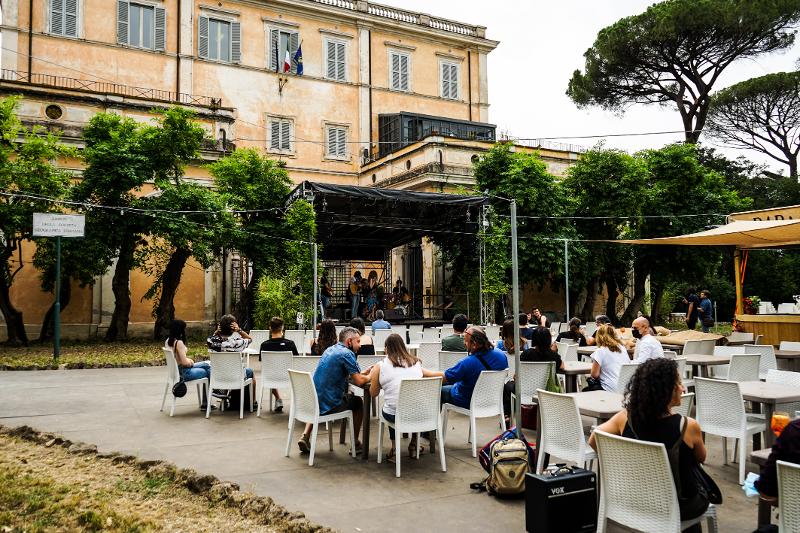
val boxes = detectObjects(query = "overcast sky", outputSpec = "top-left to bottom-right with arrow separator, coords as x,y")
401,0 -> 800,173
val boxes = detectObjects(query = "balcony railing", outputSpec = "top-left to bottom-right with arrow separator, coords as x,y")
373,162 -> 474,188
498,133 -> 587,154
1,69 -> 223,109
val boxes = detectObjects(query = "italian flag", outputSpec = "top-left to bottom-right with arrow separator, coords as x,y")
283,43 -> 292,73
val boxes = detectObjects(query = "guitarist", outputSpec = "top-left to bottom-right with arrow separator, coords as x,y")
349,271 -> 363,320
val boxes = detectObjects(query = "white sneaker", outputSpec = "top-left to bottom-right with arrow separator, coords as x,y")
274,399 -> 284,413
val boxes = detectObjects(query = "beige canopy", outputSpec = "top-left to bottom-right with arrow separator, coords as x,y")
615,219 -> 800,249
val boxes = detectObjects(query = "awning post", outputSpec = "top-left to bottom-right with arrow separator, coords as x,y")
734,249 -> 743,316
511,200 -> 521,438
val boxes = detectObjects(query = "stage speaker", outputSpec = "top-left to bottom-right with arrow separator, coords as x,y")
383,309 -> 405,320
525,467 -> 597,533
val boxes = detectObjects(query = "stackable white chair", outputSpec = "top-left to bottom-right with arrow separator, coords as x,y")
613,363 -> 640,394
421,328 -> 440,343
779,341 -> 800,351
778,303 -> 797,313
417,342 -> 441,370
593,430 -> 718,533
727,331 -> 754,344
724,353 -> 761,382
583,322 -> 598,338
674,393 -> 695,418
744,344 -> 778,380
438,351 -> 465,373
257,351 -> 293,417
550,322 -> 562,336
766,369 -> 800,417
709,345 -> 743,379
248,329 -> 270,350
285,330 -> 307,354
441,370 -> 506,457
373,329 -> 393,352
778,460 -> 800,532
754,334 -> 764,345
161,347 -> 208,417
484,324 -> 501,342
556,341 -> 578,362
407,324 -> 423,342
289,356 -> 322,376
285,370 -> 356,467
207,351 -> 254,419
356,355 -> 383,372
440,325 -> 455,337
683,339 -> 714,356
694,377 -> 766,484
535,389 -> 596,474
508,361 -> 553,425
377,377 -> 446,477
663,350 -> 678,359
674,357 -> 694,389
335,325 -> 345,336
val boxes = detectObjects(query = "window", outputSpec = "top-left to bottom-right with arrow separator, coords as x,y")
117,1 -> 166,51
269,28 -> 299,74
198,16 -> 241,63
50,0 -> 79,37
268,117 -> 293,154
326,125 -> 347,159
389,51 -> 410,92
325,39 -> 346,81
440,61 -> 459,100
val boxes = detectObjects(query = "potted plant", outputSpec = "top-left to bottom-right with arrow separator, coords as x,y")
742,296 -> 761,315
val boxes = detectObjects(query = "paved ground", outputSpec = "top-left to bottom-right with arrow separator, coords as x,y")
0,364 -> 771,532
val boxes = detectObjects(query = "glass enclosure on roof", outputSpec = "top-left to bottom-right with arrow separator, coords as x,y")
377,112 -> 496,159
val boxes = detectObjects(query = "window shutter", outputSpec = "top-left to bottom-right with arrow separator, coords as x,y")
51,0 -> 64,35
198,16 -> 209,58
154,6 -> 166,51
64,0 -> 78,36
270,120 -> 281,150
281,120 -> 291,151
336,42 -> 345,81
327,127 -> 337,156
337,128 -> 346,157
391,53 -> 400,90
326,41 -> 336,79
289,32 -> 299,74
269,29 -> 279,71
116,0 -> 128,43
230,21 -> 241,63
399,54 -> 409,91
449,64 -> 458,99
441,62 -> 450,99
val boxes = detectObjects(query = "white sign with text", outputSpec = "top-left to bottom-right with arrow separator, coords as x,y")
32,213 -> 85,238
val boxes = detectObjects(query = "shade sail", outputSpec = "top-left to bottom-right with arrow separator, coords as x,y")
614,219 -> 800,249
287,181 -> 487,260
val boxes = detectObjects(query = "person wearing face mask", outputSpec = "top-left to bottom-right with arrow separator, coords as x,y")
297,327 -> 370,455
632,315 -> 664,363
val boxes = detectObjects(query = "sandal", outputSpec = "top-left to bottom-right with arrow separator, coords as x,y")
408,440 -> 425,459
386,447 -> 396,464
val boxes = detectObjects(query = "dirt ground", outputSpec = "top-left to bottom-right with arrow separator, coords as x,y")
0,433 -> 274,532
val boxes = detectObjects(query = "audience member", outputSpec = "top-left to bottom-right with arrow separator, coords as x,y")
556,317 -> 588,346
497,318 -> 527,354
519,313 -> 534,340
166,319 -> 211,410
590,359 -> 709,532
755,418 -> 800,503
585,314 -> 612,346
587,324 -> 630,392
632,315 -> 664,363
297,327 -> 369,454
371,310 -> 392,333
259,316 -> 298,412
531,307 -> 550,328
503,326 -> 563,420
441,313 -> 468,352
206,314 -> 256,409
369,333 -> 440,461
310,319 -> 338,356
349,317 -> 375,355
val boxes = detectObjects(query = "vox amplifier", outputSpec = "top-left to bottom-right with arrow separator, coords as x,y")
525,466 -> 597,533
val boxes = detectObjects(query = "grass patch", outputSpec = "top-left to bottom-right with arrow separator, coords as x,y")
661,321 -> 733,336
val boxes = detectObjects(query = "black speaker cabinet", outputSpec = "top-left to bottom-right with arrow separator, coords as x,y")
525,467 -> 597,533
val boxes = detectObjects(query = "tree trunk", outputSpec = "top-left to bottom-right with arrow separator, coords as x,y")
38,277 -> 72,342
651,284 -> 664,325
105,238 -> 136,342
0,265 -> 28,346
580,276 -> 600,323
790,156 -> 798,181
604,273 -> 619,325
620,263 -> 649,326
153,248 -> 191,340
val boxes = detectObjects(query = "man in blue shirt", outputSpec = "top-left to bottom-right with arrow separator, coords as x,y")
699,290 -> 714,333
371,310 -> 392,333
433,326 -> 508,408
297,327 -> 370,454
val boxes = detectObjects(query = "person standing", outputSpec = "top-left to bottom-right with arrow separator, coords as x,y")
699,290 -> 714,333
349,271 -> 362,320
683,287 -> 700,330
320,274 -> 332,319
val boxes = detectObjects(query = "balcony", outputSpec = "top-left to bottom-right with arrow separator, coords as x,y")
0,69 -> 223,109
376,112 -> 496,159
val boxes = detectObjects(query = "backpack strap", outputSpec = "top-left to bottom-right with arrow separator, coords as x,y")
475,352 -> 492,371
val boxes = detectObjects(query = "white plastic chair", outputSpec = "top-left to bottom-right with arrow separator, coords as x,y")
535,389 -> 596,474
694,377 -> 766,484
614,363 -> 640,394
417,342 -> 441,370
744,344 -> 778,380
778,460 -> 800,532
285,330 -> 307,354
248,330 -> 270,350
780,341 -> 800,351
674,392 -> 695,417
407,324 -> 423,342
508,361 -> 554,426
778,303 -> 796,313
766,369 -> 800,417
550,322 -> 562,336
556,341 -> 578,362
484,324 -> 501,341
257,351 -> 293,417
724,353 -> 761,382
356,355 -> 383,372
593,430 -> 718,533
438,351 -> 465,373
285,370 -> 356,466
674,357 -> 694,390
440,325 -> 455,338
373,329 -> 393,352
421,328 -> 440,343
684,339 -> 714,356
584,323 -> 598,338
207,351 -> 254,419
289,356 -> 322,376
160,347 -> 208,417
441,370 -> 506,457
727,331 -> 754,344
377,377 -> 446,477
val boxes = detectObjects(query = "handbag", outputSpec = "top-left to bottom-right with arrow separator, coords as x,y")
545,364 -> 562,393
521,404 -> 538,431
691,463 -> 723,504
172,366 -> 187,397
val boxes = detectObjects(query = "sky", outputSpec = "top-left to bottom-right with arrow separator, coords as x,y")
400,0 -> 800,173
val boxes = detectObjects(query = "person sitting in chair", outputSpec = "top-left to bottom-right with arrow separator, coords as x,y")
441,314 -> 468,352
371,310 -> 392,333
259,316 -> 298,413
167,319 -> 211,410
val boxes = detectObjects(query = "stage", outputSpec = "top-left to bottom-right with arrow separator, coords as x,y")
736,313 -> 800,346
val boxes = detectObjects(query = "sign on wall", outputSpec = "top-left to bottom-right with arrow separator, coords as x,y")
32,213 -> 86,238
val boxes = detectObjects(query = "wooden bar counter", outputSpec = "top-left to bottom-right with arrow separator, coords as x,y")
736,313 -> 800,346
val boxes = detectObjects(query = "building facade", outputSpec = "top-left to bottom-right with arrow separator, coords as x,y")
0,0 -> 581,337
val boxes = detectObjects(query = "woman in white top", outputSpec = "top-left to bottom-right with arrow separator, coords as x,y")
369,333 -> 439,461
589,324 -> 631,392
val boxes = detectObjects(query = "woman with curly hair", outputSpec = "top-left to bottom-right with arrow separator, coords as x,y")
589,358 -> 709,531
310,319 -> 338,356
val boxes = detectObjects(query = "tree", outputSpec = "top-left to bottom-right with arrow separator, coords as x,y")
706,71 -> 800,178
210,148 -> 292,325
567,0 -> 800,143
0,96 -> 72,345
75,113 -> 151,341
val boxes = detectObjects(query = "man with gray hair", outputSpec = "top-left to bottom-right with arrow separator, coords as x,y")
586,314 -> 612,346
297,327 -> 369,454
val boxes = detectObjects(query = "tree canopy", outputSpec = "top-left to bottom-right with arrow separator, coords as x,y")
567,0 -> 800,142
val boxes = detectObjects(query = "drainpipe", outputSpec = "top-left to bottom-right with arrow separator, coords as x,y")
176,0 -> 181,95
467,50 -> 472,121
27,0 -> 33,79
